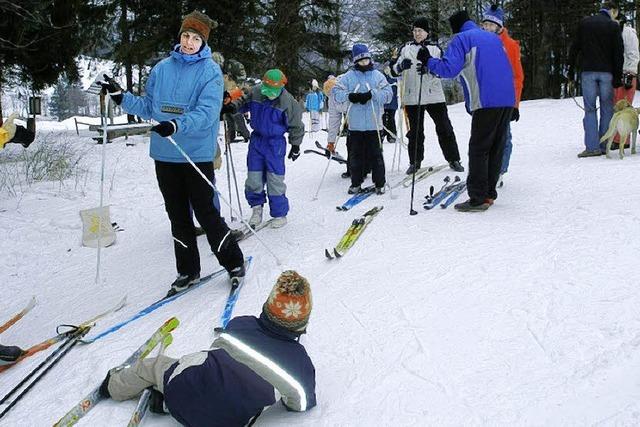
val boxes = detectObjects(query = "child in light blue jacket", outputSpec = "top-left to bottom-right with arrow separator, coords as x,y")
334,44 -> 392,194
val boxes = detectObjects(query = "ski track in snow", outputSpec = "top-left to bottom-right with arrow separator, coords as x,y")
1,98 -> 640,426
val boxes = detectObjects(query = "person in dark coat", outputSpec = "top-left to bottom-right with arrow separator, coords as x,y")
568,1 -> 624,157
423,10 -> 515,212
100,270 -> 316,427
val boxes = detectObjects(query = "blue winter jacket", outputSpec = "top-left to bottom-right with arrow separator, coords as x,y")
426,21 -> 515,113
333,68 -> 392,131
235,85 -> 305,147
121,44 -> 222,163
384,75 -> 398,111
163,315 -> 316,427
305,90 -> 324,112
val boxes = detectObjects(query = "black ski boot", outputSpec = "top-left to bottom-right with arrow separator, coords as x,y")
454,199 -> 490,212
229,264 -> 246,286
449,160 -> 464,172
405,163 -> 420,175
166,273 -> 200,297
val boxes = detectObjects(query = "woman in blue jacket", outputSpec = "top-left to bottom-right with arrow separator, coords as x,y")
101,11 -> 245,293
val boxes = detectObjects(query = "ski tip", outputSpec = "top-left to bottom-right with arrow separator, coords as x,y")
325,248 -> 334,260
334,248 -> 343,258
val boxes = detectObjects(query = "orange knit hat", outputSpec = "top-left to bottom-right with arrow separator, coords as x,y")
179,10 -> 217,41
263,271 -> 312,332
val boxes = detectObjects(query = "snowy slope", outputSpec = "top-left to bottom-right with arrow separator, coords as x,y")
2,98 -> 640,426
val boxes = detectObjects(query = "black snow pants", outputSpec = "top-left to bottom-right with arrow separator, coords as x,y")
155,161 -> 244,276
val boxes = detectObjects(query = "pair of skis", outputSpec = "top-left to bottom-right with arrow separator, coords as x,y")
81,268 -> 229,344
423,176 -> 467,210
390,164 -> 448,189
0,296 -> 127,373
325,206 -> 383,259
53,317 -> 180,427
335,164 -> 448,211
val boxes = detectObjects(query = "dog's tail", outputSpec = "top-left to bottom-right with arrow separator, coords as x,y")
600,115 -> 619,142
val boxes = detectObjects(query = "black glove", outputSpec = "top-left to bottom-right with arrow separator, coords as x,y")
348,91 -> 372,104
398,58 -> 412,72
151,120 -> 177,137
100,74 -> 123,105
416,63 -> 428,75
511,108 -> 519,122
416,47 -> 432,64
288,145 -> 300,161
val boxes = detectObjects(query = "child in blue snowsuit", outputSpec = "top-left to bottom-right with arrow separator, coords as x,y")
222,69 -> 304,229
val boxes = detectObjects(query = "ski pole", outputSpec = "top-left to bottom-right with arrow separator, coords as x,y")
409,63 -> 425,216
0,327 -> 89,419
161,133 -> 282,265
312,83 -> 360,200
0,325 -> 89,406
223,120 -> 234,221
94,92 -> 110,284
226,129 -> 243,217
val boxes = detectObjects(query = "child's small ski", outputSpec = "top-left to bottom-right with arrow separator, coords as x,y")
336,186 -> 376,211
326,207 -> 383,259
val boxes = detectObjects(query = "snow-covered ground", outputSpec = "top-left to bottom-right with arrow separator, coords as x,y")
2,98 -> 640,426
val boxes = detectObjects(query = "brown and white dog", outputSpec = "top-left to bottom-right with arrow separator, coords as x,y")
600,99 -> 639,159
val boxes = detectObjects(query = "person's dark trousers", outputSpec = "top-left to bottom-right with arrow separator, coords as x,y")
345,130 -> 352,175
466,107 -> 513,204
155,161 -> 244,276
224,113 -> 237,140
426,102 -> 461,162
349,130 -> 386,188
232,113 -> 250,140
405,105 -> 425,166
382,109 -> 397,142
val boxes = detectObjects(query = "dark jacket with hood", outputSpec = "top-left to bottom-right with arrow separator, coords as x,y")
162,315 -> 316,427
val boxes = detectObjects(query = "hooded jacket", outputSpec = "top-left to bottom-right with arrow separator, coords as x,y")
426,21 -> 515,113
163,315 -> 316,427
121,44 -> 222,163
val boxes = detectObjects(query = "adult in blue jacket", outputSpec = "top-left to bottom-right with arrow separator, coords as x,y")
334,44 -> 393,195
101,11 -> 245,292
423,11 -> 515,212
101,271 -> 317,427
